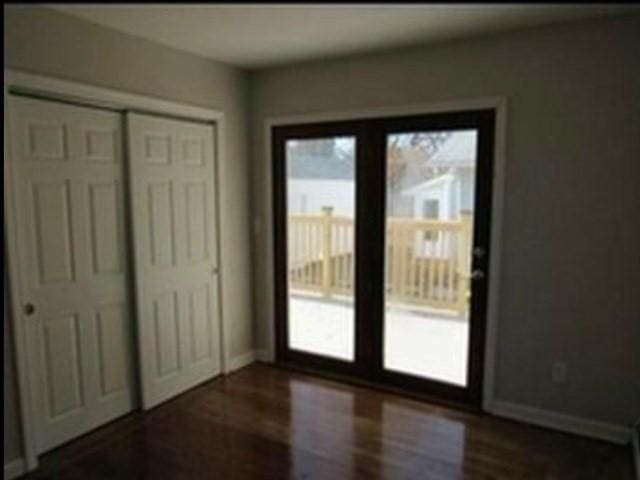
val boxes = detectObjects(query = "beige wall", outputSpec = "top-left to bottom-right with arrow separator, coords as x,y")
250,14 -> 640,428
4,6 -> 254,461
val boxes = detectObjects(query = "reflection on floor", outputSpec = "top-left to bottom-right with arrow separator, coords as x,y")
288,294 -> 468,385
26,365 -> 634,479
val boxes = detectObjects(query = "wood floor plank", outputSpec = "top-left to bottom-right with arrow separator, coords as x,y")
23,364 -> 634,479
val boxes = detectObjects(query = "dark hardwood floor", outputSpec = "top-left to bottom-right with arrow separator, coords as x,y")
24,364 -> 633,479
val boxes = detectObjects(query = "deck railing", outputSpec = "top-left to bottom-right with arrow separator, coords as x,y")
288,207 -> 473,313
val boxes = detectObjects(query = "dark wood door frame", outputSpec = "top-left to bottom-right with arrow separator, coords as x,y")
272,109 -> 496,407
272,120 -> 369,378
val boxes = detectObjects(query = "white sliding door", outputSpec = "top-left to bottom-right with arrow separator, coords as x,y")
8,96 -> 136,453
127,113 -> 221,409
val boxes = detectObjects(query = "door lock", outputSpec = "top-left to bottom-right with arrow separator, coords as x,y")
472,246 -> 486,258
24,303 -> 36,316
470,270 -> 485,281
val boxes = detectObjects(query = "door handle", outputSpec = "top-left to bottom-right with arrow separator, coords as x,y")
24,303 -> 36,316
211,266 -> 219,276
472,246 -> 486,258
470,270 -> 485,281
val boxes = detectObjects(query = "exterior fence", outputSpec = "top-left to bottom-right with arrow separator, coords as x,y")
288,207 -> 473,314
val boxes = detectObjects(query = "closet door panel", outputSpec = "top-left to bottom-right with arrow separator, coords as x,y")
127,113 -> 221,409
9,96 -> 136,453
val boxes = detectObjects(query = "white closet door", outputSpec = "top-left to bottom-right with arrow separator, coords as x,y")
127,112 -> 221,409
9,96 -> 136,453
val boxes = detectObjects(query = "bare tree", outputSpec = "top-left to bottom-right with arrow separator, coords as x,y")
289,133 -> 451,186
387,132 -> 451,188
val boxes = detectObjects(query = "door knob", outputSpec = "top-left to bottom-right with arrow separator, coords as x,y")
24,303 -> 36,316
470,270 -> 485,281
472,246 -> 486,258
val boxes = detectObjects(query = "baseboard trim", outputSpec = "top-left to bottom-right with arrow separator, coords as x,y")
4,457 -> 26,480
222,354 -> 634,446
489,400 -> 631,445
226,351 -> 258,373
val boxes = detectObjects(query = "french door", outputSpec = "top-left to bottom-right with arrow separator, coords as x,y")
273,109 -> 495,405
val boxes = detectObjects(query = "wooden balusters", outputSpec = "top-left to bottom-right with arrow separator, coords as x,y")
321,206 -> 333,297
287,212 -> 473,313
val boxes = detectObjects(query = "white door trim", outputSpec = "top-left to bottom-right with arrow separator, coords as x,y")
261,96 -> 508,413
3,68 -> 230,471
4,70 -> 224,122
4,457 -> 26,480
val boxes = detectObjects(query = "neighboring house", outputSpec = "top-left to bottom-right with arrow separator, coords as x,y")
286,132 -> 477,259
287,140 -> 355,216
398,130 -> 477,222
286,131 -> 477,220
287,141 -> 356,258
401,173 -> 457,221
396,131 -> 477,258
288,178 -> 354,216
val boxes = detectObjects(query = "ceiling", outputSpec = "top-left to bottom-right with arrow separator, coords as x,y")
50,4 -> 636,69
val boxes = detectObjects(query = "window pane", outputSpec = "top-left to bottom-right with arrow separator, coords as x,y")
384,130 -> 477,386
286,137 -> 356,361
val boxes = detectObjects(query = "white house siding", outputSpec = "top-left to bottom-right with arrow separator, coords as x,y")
288,179 -> 355,215
411,175 -> 456,221
458,169 -> 475,214
288,179 -> 356,259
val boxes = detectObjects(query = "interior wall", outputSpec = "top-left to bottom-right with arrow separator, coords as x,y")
4,5 -> 254,461
249,14 -> 640,428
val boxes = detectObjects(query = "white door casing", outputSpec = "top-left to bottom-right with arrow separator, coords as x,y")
127,112 -> 221,409
8,95 -> 137,453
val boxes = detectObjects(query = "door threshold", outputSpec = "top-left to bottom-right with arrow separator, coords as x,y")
270,361 -> 483,414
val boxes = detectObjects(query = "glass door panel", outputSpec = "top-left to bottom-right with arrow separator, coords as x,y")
285,136 -> 356,361
383,129 -> 478,386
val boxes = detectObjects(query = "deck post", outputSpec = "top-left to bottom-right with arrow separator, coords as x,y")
321,206 -> 334,297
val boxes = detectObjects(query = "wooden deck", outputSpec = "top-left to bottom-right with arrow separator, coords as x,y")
288,210 -> 474,313
23,364 -> 634,479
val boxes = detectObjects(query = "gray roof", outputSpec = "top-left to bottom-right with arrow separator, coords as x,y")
287,152 -> 354,180
287,131 -> 475,181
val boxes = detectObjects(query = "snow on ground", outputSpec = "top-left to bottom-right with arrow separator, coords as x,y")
288,294 -> 469,386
